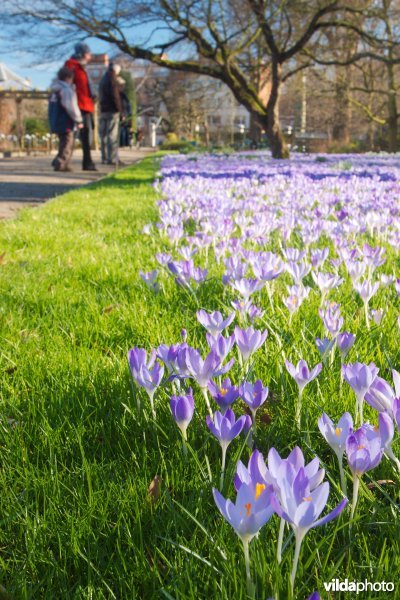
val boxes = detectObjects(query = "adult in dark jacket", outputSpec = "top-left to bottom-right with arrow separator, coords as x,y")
99,63 -> 124,165
65,42 -> 97,171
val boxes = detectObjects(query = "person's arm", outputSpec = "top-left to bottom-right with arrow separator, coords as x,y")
111,73 -> 123,113
60,85 -> 83,124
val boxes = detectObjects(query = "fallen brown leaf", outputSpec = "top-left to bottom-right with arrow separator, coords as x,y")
148,475 -> 162,504
367,480 -> 395,490
102,304 -> 118,314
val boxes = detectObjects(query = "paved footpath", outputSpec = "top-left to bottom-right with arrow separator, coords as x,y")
0,148 -> 153,219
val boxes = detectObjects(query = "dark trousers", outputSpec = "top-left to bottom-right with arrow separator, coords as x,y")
54,131 -> 74,170
80,111 -> 94,168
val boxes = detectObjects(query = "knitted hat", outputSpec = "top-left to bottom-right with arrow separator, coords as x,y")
74,42 -> 91,59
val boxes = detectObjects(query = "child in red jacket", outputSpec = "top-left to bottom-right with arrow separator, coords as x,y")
65,43 -> 97,171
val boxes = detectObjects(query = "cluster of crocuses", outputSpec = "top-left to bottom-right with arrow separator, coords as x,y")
132,153 -> 400,595
141,154 -> 400,334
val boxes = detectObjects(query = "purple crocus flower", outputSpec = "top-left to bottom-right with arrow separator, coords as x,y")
312,271 -> 343,300
170,388 -> 194,441
184,347 -> 232,387
311,247 -> 329,268
318,302 -> 343,338
239,380 -> 269,429
272,461 -> 348,590
377,412 -> 400,471
346,426 -> 383,518
206,332 -> 235,362
212,479 -> 275,593
139,269 -> 159,293
336,332 -> 356,361
235,447 -> 325,564
234,326 -> 268,364
230,277 -> 264,299
196,309 -> 235,337
128,347 -> 164,417
285,260 -> 311,285
354,279 -> 380,329
284,359 -> 322,428
342,362 -> 379,425
395,279 -> 400,296
208,377 -> 239,412
315,337 -> 335,361
364,376 -> 395,415
206,409 -> 251,487
318,412 -> 353,494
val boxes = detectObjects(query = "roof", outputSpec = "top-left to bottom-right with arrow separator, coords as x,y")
0,62 -> 33,91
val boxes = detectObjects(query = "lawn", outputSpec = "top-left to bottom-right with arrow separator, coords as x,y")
0,153 -> 399,599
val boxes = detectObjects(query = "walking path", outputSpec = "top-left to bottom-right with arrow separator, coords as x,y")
0,148 -> 153,219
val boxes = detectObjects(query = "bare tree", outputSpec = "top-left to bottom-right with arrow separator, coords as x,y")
2,0 -> 372,158
305,0 -> 400,151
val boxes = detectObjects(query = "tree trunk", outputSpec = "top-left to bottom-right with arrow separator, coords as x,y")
265,61 -> 289,159
387,62 -> 398,153
332,66 -> 351,144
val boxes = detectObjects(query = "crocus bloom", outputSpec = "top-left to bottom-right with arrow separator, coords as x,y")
319,302 -> 343,338
318,412 -> 353,494
212,479 -> 275,594
346,427 -> 383,518
311,247 -> 329,268
206,333 -> 235,362
139,269 -> 159,293
239,380 -> 269,430
235,446 -> 325,564
230,277 -> 264,299
354,279 -> 380,329
128,347 -> 164,417
196,309 -> 235,337
272,462 -> 348,590
170,389 -> 194,441
234,326 -> 268,364
285,260 -> 311,285
208,378 -> 239,412
378,412 -> 400,471
370,309 -> 384,325
285,359 -> 322,427
364,376 -> 395,415
206,409 -> 251,486
342,362 -> 379,425
312,271 -> 343,300
315,337 -> 335,361
336,332 -> 356,361
184,347 -> 234,415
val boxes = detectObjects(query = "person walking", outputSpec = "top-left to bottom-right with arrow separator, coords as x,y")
99,63 -> 124,165
65,42 -> 97,171
48,66 -> 83,172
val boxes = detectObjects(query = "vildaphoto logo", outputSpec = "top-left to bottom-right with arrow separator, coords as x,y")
323,579 -> 395,594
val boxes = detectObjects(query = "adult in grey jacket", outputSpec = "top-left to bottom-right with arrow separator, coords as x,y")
50,66 -> 83,171
99,63 -> 124,165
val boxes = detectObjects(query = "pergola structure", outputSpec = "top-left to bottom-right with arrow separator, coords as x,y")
0,89 -> 49,149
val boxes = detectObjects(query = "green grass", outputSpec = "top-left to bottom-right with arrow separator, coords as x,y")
0,155 -> 399,599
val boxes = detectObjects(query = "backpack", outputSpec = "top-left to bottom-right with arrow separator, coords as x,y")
48,90 -> 72,134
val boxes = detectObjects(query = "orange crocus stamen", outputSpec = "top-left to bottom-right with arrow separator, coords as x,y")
335,427 -> 342,437
255,483 -> 266,499
219,388 -> 228,396
358,444 -> 365,450
245,502 -> 252,516
303,496 -> 312,502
